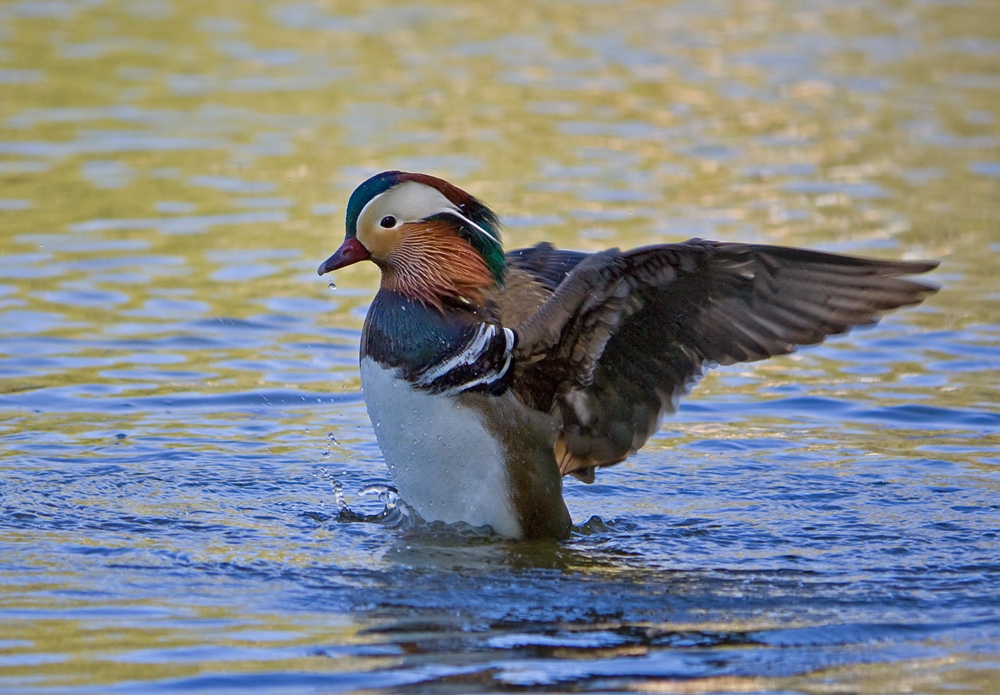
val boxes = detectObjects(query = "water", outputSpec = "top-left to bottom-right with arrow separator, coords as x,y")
2,0 -> 999,692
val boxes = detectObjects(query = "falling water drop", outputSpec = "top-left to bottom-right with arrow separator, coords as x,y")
328,282 -> 337,291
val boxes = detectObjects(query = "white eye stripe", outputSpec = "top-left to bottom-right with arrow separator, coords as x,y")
439,209 -> 500,246
355,189 -> 391,230
356,181 -> 499,245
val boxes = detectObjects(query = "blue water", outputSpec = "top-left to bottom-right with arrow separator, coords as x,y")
2,0 -> 1000,691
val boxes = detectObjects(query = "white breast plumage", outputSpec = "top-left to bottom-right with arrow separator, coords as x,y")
359,357 -> 522,537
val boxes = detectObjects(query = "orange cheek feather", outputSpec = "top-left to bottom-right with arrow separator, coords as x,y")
380,221 -> 497,310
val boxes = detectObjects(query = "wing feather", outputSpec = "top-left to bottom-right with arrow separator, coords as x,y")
506,240 -> 938,480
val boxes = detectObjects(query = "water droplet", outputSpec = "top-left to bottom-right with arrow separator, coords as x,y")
328,282 -> 337,291
332,481 -> 346,510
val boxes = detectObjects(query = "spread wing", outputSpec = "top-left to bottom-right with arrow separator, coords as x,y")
506,240 -> 939,482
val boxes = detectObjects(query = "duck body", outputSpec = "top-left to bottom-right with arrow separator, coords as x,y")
319,171 -> 939,540
358,289 -> 571,539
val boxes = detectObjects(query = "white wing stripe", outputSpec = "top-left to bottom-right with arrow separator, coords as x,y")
416,324 -> 506,387
432,347 -> 513,397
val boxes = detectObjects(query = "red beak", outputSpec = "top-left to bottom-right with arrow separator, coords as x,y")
317,237 -> 371,276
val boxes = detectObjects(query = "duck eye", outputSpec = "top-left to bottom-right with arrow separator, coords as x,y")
379,215 -> 397,229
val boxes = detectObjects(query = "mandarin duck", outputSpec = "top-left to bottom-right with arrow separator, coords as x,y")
318,171 -> 938,540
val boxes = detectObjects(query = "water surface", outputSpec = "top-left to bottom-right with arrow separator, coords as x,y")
2,0 -> 999,692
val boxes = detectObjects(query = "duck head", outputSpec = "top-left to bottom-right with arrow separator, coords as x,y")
318,171 -> 505,310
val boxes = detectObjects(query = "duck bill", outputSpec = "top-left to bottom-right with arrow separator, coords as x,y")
317,237 -> 371,276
